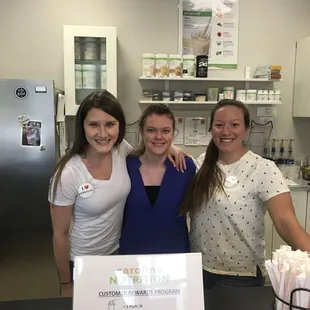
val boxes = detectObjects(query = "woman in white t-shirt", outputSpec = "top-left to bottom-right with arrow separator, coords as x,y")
48,90 -> 186,297
180,99 -> 310,289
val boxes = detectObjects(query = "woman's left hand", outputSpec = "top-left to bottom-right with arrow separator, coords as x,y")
168,144 -> 190,172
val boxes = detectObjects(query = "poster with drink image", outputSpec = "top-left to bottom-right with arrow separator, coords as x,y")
73,254 -> 204,310
180,0 -> 239,69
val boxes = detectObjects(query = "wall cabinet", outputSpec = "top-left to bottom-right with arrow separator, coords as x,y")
293,36 -> 310,117
63,25 -> 117,116
306,194 -> 310,234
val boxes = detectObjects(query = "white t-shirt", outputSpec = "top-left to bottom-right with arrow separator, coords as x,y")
190,151 -> 290,276
48,140 -> 132,261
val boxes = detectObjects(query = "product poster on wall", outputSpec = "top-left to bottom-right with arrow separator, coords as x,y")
73,254 -> 204,310
179,0 -> 239,69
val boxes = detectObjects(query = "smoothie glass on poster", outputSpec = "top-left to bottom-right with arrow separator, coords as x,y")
191,18 -> 211,55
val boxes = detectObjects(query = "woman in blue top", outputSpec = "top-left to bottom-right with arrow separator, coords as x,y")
119,103 -> 196,254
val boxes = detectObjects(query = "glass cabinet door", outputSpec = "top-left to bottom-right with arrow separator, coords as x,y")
63,26 -> 117,116
74,36 -> 107,105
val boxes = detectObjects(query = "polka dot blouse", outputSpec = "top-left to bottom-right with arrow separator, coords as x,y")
190,151 -> 290,276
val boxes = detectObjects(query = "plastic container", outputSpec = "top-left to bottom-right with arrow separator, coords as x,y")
75,64 -> 83,89
263,90 -> 269,101
100,38 -> 106,61
142,53 -> 155,77
169,54 -> 182,77
236,89 -> 246,101
269,90 -> 275,101
246,89 -> 257,101
75,38 -> 82,60
257,90 -> 264,101
83,64 -> 97,89
100,65 -> 107,89
182,55 -> 195,77
196,55 -> 208,78
208,88 -> 219,101
275,90 -> 281,101
155,54 -> 168,77
223,87 -> 235,99
84,38 -> 98,60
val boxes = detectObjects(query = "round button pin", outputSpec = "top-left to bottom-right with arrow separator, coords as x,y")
224,176 -> 238,188
78,183 -> 94,198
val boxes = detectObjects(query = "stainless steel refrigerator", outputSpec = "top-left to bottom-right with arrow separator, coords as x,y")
0,79 -> 61,239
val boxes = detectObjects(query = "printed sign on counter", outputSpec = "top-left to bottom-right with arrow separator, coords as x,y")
180,0 -> 240,69
73,253 -> 204,310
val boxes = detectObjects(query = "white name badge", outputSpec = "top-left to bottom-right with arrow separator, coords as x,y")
73,254 -> 204,310
78,183 -> 94,198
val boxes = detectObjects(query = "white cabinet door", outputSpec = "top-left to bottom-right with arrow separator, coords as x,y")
306,192 -> 310,234
293,36 -> 310,117
264,212 -> 273,260
271,191 -> 308,252
63,25 -> 117,116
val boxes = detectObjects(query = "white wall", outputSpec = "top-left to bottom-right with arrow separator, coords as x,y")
1,0 -> 310,159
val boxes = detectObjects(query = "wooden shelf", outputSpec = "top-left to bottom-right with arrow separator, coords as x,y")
139,77 -> 283,82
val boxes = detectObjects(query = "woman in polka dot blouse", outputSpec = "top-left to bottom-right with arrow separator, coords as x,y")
180,99 -> 310,289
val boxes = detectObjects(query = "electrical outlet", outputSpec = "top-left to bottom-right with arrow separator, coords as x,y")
259,116 -> 274,124
257,107 -> 277,117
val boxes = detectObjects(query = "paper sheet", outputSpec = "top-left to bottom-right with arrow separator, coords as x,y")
174,117 -> 184,145
184,117 -> 207,146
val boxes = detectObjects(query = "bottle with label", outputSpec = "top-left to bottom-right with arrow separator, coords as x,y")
195,55 -> 208,78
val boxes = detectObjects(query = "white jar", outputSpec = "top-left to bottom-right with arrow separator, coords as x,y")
100,38 -> 106,61
84,38 -> 98,60
223,87 -> 235,99
83,64 -> 97,89
246,89 -> 257,102
275,90 -> 282,101
100,65 -> 107,89
169,54 -> 182,77
155,54 -> 168,77
257,90 -> 264,101
263,90 -> 269,101
182,55 -> 195,77
75,64 -> 83,89
142,53 -> 155,77
236,89 -> 246,101
269,90 -> 275,101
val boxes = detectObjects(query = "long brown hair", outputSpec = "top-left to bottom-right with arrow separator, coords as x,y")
51,90 -> 126,202
180,99 -> 250,215
131,103 -> 176,157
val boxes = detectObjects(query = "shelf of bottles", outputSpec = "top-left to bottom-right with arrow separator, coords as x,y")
74,36 -> 107,105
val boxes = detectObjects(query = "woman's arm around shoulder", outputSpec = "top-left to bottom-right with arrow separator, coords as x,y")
120,139 -> 134,157
185,156 -> 197,176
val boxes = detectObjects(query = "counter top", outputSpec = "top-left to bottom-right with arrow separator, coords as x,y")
0,286 -> 275,310
287,179 -> 310,191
